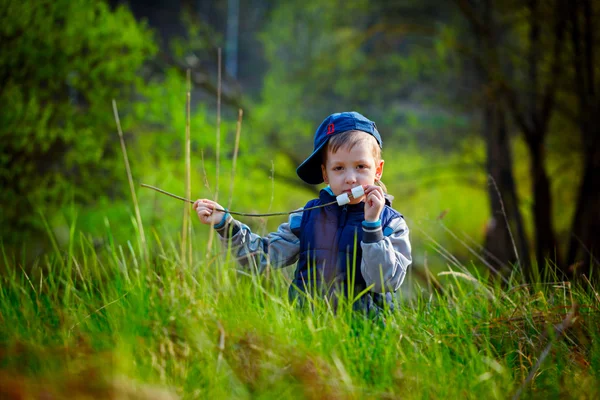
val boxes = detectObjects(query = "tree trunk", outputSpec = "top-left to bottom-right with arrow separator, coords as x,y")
567,126 -> 600,277
477,0 -> 530,276
483,103 -> 530,273
565,0 -> 599,278
528,140 -> 558,270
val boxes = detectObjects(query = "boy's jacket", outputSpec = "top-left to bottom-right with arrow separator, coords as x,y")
215,187 -> 412,314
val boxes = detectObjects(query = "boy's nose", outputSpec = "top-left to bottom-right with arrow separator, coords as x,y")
345,173 -> 357,184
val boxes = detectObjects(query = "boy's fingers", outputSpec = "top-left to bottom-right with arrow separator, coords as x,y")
194,199 -> 223,212
194,199 -> 211,209
364,185 -> 382,194
367,189 -> 382,199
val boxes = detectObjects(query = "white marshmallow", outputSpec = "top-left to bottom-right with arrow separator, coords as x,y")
336,193 -> 350,206
351,185 -> 365,199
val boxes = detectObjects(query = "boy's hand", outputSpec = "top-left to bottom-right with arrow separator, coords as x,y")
193,199 -> 226,225
363,185 -> 385,222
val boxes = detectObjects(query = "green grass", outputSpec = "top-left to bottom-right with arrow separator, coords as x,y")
1,215 -> 599,399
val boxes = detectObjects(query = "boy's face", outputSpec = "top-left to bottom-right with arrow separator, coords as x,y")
321,144 -> 384,204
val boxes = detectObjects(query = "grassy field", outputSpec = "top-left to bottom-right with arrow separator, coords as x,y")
1,104 -> 596,399
1,217 -> 599,399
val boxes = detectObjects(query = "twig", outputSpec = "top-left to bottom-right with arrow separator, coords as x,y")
141,183 -> 336,217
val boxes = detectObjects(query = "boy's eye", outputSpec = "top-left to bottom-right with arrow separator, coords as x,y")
333,166 -> 343,171
357,165 -> 366,169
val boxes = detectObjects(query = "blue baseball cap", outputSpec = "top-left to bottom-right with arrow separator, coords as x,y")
296,111 -> 382,185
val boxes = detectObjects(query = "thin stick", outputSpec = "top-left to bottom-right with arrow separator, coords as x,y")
141,183 -> 335,217
112,100 -> 148,260
228,108 -> 243,210
182,69 -> 192,266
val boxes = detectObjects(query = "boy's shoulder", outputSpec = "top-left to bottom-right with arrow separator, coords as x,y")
382,205 -> 408,236
382,203 -> 403,219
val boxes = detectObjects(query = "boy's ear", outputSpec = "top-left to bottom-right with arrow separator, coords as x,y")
375,160 -> 384,181
321,164 -> 328,184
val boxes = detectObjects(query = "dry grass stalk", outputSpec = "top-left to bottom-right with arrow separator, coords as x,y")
216,320 -> 226,372
206,48 -> 222,257
215,47 -> 222,204
112,99 -> 148,262
439,221 -> 509,285
512,304 -> 579,400
583,275 -> 600,304
228,108 -> 243,210
489,174 -> 522,275
181,69 -> 192,267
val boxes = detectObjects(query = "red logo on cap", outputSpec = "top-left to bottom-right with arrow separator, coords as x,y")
327,123 -> 335,134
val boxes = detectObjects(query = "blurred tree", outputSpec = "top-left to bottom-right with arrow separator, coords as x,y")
453,0 -> 600,278
453,0 -> 571,277
254,0 -> 465,189
467,0 -> 537,273
565,0 -> 600,277
256,0 -> 596,278
0,0 -> 156,243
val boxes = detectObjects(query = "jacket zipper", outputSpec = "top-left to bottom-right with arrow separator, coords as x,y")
334,204 -> 348,268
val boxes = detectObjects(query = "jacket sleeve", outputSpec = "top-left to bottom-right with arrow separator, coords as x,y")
360,216 -> 412,293
214,209 -> 303,273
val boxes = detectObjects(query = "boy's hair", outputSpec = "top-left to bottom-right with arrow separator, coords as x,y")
322,130 -> 388,193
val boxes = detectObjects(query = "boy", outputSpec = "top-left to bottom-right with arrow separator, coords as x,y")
194,112 -> 411,314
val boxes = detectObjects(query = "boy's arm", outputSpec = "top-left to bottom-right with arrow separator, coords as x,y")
360,216 -> 412,293
214,209 -> 303,273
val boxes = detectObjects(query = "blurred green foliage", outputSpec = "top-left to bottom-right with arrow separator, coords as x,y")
1,0 -> 589,275
0,0 -> 495,268
0,0 -> 156,242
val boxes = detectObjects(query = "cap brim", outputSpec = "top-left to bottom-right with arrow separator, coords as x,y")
296,140 -> 327,185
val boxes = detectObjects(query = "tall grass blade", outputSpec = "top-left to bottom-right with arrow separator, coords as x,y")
206,48 -> 222,257
228,109 -> 243,210
112,99 -> 148,263
182,69 -> 192,267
